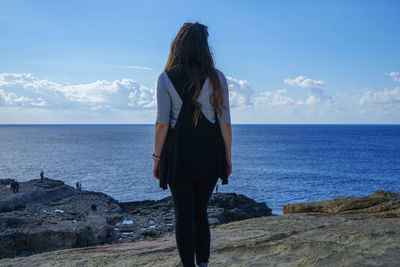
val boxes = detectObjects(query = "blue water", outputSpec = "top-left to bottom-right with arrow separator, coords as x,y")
0,124 -> 399,215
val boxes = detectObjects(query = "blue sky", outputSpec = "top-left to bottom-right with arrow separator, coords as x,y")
1,0 -> 399,123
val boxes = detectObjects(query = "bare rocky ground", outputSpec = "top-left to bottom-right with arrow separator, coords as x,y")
0,210 -> 399,266
0,178 -> 272,259
1,189 -> 399,266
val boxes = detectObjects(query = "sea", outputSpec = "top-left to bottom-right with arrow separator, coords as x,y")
0,124 -> 399,215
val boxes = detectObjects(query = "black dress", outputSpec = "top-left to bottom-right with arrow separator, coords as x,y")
159,65 -> 229,190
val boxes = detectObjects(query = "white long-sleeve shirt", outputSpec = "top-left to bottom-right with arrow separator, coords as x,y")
156,69 -> 231,129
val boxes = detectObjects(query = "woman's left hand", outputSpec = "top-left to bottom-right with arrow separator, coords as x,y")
153,159 -> 160,180
227,158 -> 232,176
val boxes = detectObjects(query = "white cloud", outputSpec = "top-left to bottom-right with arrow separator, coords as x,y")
2,72 -> 400,124
284,75 -> 325,89
297,95 -> 320,106
284,75 -> 330,106
386,72 -> 400,82
298,88 -> 331,106
254,89 -> 295,107
122,65 -> 153,71
128,84 -> 156,108
227,75 -> 331,109
1,72 -> 257,113
226,76 -> 254,107
0,88 -> 47,107
359,87 -> 400,105
0,73 -> 155,110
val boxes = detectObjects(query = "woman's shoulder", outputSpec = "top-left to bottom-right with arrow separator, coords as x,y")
156,70 -> 168,89
214,68 -> 228,88
214,68 -> 224,77
157,66 -> 181,86
165,65 -> 182,76
158,65 -> 180,77
157,69 -> 167,78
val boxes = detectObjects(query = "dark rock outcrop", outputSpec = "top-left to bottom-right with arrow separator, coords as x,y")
114,192 -> 272,243
208,193 -> 272,223
0,178 -> 272,259
0,179 -> 77,212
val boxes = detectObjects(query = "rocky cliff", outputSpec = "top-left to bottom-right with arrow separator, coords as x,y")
1,191 -> 399,266
0,178 -> 272,259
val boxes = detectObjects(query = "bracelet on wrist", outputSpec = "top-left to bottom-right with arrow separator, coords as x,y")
152,153 -> 160,161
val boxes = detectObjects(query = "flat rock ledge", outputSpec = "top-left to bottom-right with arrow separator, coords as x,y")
282,190 -> 400,218
0,178 -> 272,259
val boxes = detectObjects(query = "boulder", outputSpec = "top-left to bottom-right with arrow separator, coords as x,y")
208,193 -> 272,223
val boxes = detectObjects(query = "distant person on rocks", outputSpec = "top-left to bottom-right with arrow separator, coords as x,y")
40,171 -> 44,181
91,204 -> 97,211
10,179 -> 15,193
153,22 -> 232,267
215,184 -> 219,193
14,180 -> 19,193
75,182 -> 82,192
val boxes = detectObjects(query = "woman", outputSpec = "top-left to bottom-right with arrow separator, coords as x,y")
152,22 -> 232,267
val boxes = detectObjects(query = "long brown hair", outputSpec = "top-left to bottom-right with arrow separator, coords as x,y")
164,22 -> 226,127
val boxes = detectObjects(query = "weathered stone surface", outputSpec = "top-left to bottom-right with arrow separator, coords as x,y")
1,182 -> 399,266
282,190 -> 400,217
1,212 -> 399,267
0,178 -> 272,259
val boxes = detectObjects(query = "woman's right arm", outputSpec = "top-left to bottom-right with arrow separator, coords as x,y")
220,122 -> 232,174
217,70 -> 232,175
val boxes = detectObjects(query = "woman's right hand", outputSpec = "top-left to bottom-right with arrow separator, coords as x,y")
227,158 -> 232,176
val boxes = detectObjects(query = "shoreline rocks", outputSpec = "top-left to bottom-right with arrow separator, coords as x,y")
0,178 -> 272,259
1,179 -> 399,266
1,210 -> 399,266
282,190 -> 400,218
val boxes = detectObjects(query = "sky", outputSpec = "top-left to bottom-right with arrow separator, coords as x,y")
1,0 -> 399,124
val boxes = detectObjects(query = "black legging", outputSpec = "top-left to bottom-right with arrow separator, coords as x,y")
169,178 -> 218,267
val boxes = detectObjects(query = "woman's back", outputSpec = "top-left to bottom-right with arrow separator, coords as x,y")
158,64 -> 229,183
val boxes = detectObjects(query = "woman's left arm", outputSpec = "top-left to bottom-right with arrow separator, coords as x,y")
153,122 -> 169,180
154,122 -> 169,155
